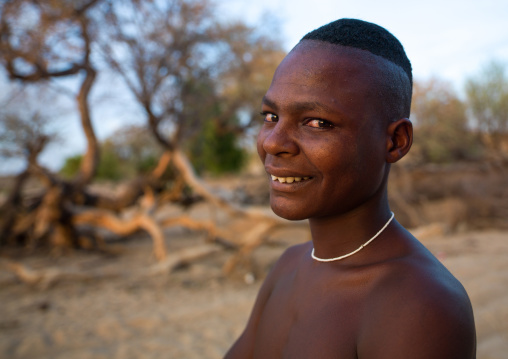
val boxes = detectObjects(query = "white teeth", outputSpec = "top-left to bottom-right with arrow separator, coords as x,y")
271,175 -> 311,183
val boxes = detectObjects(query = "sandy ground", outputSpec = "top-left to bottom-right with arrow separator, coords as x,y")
1,220 -> 507,358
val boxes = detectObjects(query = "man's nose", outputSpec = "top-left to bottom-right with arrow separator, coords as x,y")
261,121 -> 299,157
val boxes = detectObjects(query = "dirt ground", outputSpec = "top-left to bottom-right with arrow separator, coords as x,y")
1,213 -> 507,359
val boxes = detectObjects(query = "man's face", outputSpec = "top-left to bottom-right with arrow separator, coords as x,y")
257,41 -> 391,221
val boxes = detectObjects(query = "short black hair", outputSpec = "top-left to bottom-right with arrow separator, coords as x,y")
301,18 -> 412,118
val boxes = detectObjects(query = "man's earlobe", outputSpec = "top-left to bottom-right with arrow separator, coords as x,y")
386,118 -> 413,163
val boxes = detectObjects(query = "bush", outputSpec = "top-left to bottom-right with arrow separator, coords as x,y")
188,120 -> 247,176
411,79 -> 483,164
60,154 -> 83,178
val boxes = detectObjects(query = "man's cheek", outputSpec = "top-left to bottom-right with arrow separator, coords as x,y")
256,131 -> 267,161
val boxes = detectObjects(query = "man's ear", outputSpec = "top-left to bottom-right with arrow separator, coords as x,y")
386,118 -> 413,163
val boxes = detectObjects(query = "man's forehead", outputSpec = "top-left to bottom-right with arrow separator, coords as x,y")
268,39 -> 407,104
268,40 -> 385,102
277,40 -> 389,80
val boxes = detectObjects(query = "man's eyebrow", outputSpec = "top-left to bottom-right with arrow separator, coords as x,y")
262,96 -> 334,114
261,96 -> 278,110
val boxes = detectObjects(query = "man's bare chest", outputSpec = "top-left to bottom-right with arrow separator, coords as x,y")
253,271 -> 365,358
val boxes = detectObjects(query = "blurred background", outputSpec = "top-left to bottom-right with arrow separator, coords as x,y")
0,0 -> 506,358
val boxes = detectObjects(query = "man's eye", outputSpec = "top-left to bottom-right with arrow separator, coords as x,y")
306,119 -> 334,128
261,112 -> 278,123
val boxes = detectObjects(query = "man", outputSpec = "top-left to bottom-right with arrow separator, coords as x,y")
225,18 -> 476,358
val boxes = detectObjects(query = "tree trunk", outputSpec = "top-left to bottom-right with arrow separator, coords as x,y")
74,66 -> 99,187
0,169 -> 30,246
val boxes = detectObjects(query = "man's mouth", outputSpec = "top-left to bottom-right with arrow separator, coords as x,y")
270,175 -> 312,183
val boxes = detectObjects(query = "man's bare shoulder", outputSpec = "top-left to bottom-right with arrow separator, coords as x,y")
358,233 -> 476,359
254,241 -> 311,293
271,241 -> 312,272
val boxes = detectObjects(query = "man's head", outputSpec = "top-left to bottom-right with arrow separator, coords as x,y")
258,18 -> 413,220
301,18 -> 412,121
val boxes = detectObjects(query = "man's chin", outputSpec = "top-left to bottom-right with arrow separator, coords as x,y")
270,202 -> 310,222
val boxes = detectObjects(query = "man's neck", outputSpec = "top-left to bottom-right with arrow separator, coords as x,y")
308,200 -> 392,262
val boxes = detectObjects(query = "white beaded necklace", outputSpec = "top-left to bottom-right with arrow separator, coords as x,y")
311,212 -> 395,262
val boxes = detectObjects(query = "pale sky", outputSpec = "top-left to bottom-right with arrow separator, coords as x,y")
223,0 -> 508,89
2,0 -> 507,174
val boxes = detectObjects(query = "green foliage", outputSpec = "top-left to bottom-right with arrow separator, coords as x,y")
188,120 -> 246,176
60,120 -> 248,181
136,155 -> 159,174
60,154 -> 83,178
410,79 -> 483,164
106,125 -> 163,175
60,148 -> 125,181
96,145 -> 124,181
60,125 -> 163,181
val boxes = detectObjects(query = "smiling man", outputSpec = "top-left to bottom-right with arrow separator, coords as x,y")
225,18 -> 476,359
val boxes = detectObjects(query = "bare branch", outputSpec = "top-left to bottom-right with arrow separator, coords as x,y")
73,210 -> 167,261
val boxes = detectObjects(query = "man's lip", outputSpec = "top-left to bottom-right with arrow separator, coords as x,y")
264,165 -> 313,178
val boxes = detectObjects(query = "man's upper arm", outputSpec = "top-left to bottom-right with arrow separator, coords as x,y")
358,282 -> 476,359
225,245 -> 302,358
224,274 -> 274,358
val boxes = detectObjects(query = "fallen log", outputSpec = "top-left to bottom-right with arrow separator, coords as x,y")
73,210 -> 167,261
0,243 -> 222,289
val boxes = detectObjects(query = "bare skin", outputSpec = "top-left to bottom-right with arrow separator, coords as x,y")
225,40 -> 476,359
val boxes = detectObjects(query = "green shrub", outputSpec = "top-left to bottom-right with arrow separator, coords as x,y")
59,154 -> 83,178
188,120 -> 246,176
